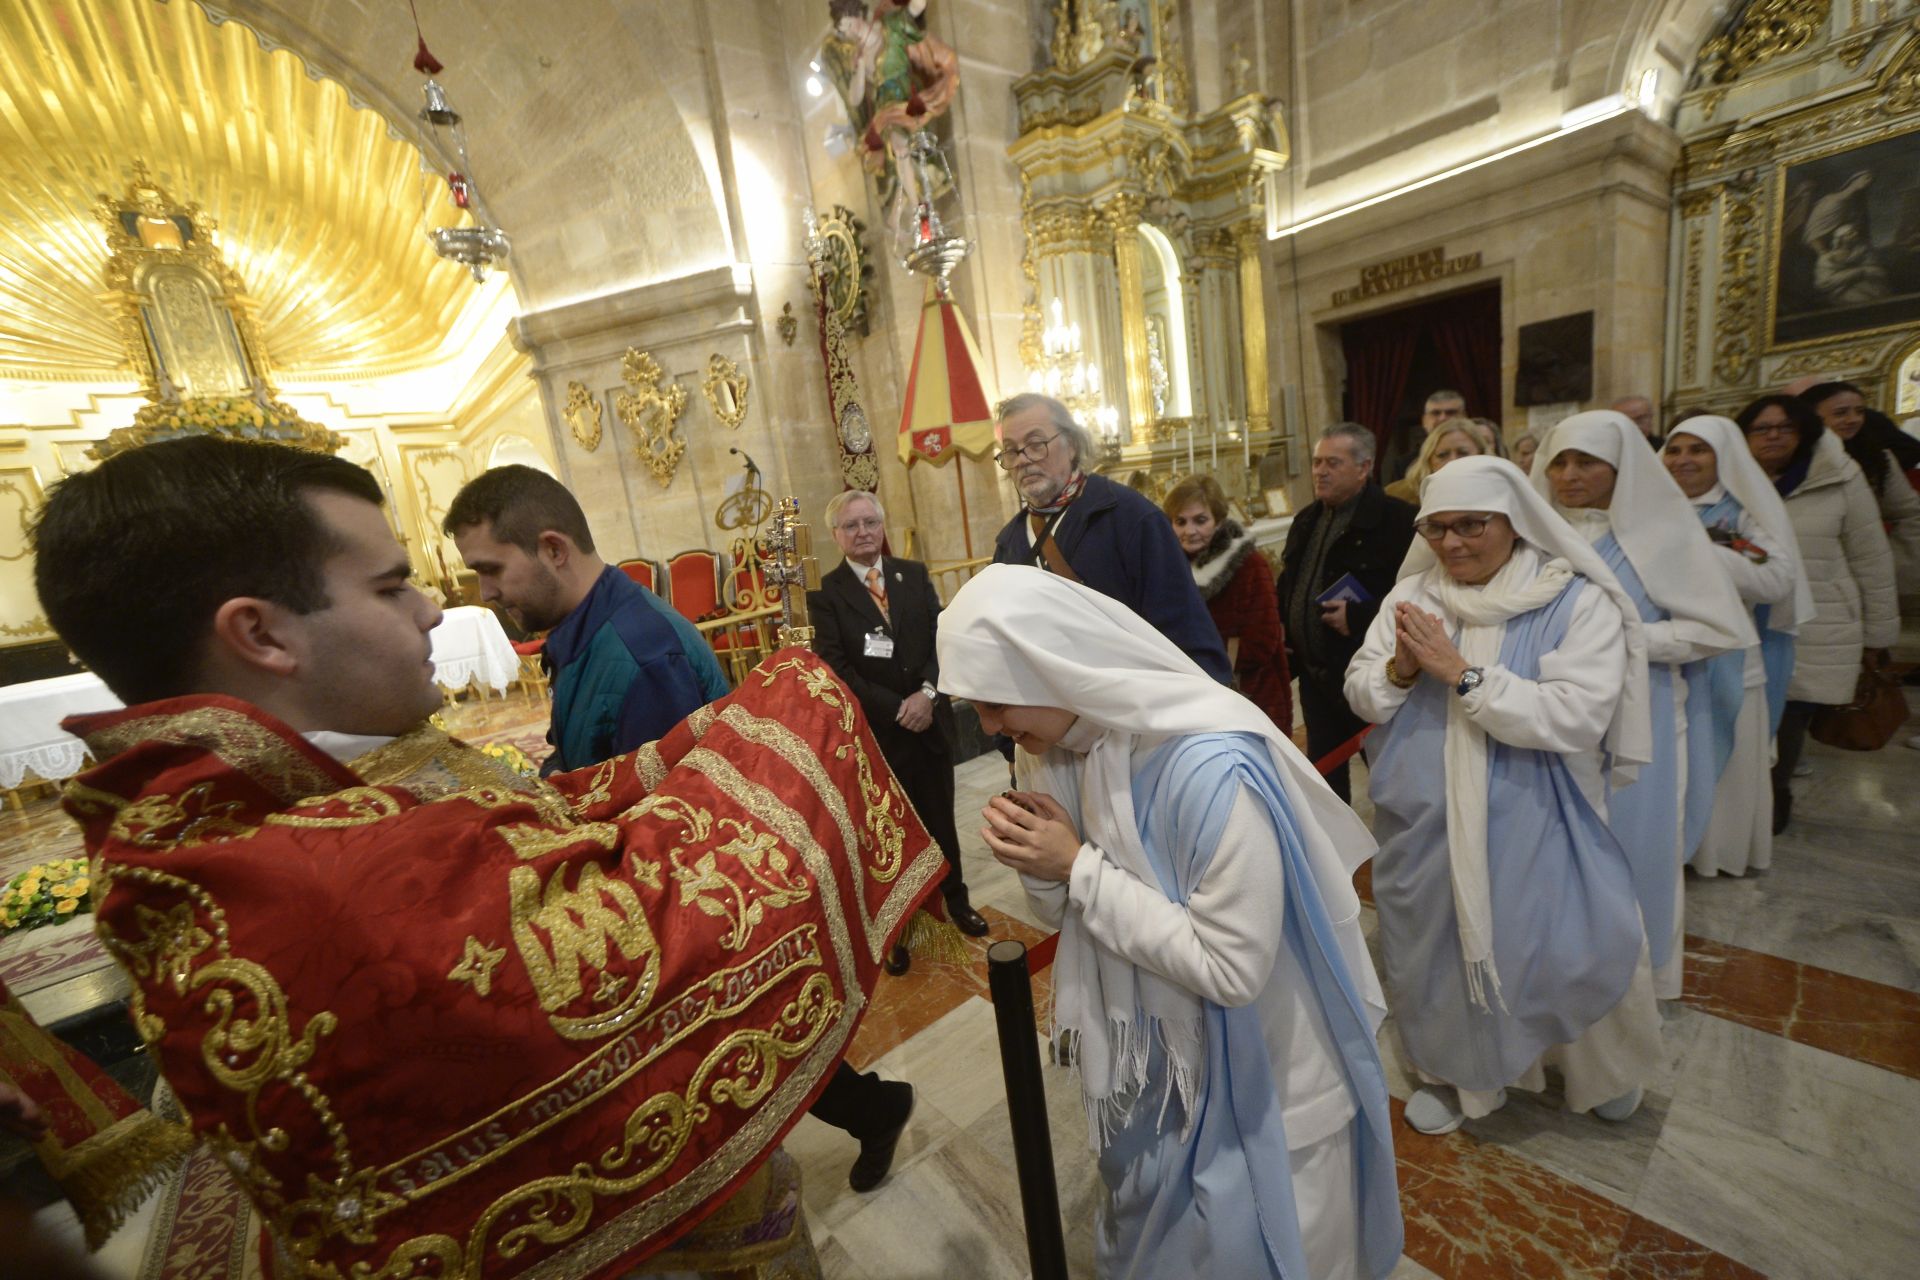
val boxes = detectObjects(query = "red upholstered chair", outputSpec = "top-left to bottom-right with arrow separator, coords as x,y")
664,549 -> 724,624
616,558 -> 660,595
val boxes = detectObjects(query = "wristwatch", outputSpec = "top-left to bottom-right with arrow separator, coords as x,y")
920,681 -> 938,700
1455,667 -> 1485,697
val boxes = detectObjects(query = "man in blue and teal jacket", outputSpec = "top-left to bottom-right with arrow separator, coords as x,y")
447,466 -> 919,1193
444,466 -> 727,774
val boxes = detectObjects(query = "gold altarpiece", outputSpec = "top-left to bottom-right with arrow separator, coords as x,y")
1665,7 -> 1920,417
90,166 -> 339,460
1010,2 -> 1289,503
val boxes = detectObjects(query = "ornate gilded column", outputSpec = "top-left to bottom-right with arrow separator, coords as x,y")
1104,193 -> 1153,435
1233,218 -> 1270,438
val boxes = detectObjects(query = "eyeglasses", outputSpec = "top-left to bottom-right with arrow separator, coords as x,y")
993,434 -> 1059,469
1414,516 -> 1493,541
1743,421 -> 1797,438
836,517 -> 884,532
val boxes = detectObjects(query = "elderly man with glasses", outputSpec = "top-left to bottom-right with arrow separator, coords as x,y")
988,393 -> 1231,683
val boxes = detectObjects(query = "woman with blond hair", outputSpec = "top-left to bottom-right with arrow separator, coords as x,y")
1384,424 -> 1483,505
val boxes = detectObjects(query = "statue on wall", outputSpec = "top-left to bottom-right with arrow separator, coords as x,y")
823,0 -> 959,218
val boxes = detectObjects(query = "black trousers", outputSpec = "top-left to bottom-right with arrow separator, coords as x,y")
1770,699 -> 1818,808
1296,664 -> 1367,804
886,741 -> 968,903
810,1061 -> 907,1142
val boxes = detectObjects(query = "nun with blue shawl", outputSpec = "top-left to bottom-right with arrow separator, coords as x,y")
938,564 -> 1402,1280
1661,416 -> 1816,878
1345,457 -> 1664,1136
1532,411 -> 1756,999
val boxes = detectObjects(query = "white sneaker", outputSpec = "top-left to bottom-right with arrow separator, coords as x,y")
1593,1086 -> 1644,1122
1404,1088 -> 1463,1135
1792,759 -> 1813,778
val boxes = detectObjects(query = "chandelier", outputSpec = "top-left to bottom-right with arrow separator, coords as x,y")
1028,298 -> 1120,463
408,9 -> 509,283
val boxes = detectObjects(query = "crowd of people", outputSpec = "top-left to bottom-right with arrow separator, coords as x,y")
2,375 -> 1911,1280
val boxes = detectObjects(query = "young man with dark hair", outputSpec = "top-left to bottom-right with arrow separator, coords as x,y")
445,464 -> 728,773
32,438 -> 943,1277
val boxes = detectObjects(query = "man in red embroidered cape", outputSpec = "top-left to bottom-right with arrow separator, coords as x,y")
33,437 -> 943,1279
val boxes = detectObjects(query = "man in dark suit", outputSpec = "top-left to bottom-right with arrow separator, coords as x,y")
989,393 -> 1231,683
1278,422 -> 1418,802
808,489 -> 991,976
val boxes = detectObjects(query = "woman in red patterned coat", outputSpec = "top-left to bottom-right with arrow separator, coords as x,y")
1165,476 -> 1293,735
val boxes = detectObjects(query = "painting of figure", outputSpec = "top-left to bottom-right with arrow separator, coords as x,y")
1772,129 -> 1920,347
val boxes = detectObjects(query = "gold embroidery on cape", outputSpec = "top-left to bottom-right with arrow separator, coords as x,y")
349,725 -> 560,808
92,860 -> 361,1245
509,861 -> 662,1040
369,972 -> 839,1280
687,704 -> 718,738
374,925 -> 826,1207
631,744 -> 668,791
104,783 -> 257,849
565,759 -> 618,815
448,936 -> 507,997
670,818 -> 811,952
80,705 -> 341,802
496,821 -> 628,865
674,748 -> 860,986
849,739 -> 905,883
755,656 -> 854,732
266,786 -> 404,828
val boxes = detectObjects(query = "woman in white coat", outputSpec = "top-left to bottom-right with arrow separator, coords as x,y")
1736,394 -> 1897,829
940,564 -> 1403,1280
1660,416 -> 1815,876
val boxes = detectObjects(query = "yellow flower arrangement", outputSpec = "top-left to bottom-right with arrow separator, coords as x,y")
479,741 -> 540,778
1,857 -> 95,933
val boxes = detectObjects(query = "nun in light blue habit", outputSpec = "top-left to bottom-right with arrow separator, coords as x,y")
1661,415 -> 1816,877
940,564 -> 1402,1280
1533,412 -> 1756,999
1346,457 -> 1663,1136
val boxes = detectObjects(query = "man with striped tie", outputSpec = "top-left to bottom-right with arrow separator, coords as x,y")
810,488 -> 991,976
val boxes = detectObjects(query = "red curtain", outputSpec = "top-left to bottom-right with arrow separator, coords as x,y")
1342,287 -> 1503,452
1341,316 -> 1421,458
1429,288 -> 1502,423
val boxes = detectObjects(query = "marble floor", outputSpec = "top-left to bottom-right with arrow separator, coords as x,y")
5,651 -> 1918,1280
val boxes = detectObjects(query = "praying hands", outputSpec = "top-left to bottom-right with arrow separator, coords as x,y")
981,791 -> 1082,882
1394,601 -> 1471,687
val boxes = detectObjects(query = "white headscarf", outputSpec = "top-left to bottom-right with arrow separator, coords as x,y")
937,564 -> 1381,1136
1664,415 -> 1818,633
1531,410 -> 1757,657
1398,457 -> 1652,1007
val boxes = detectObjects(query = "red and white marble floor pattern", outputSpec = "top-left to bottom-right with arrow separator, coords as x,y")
7,679 -> 1916,1279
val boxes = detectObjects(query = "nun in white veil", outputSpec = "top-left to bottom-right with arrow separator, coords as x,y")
938,564 -> 1402,1280
1661,416 -> 1816,877
1533,410 -> 1755,998
1345,457 -> 1663,1136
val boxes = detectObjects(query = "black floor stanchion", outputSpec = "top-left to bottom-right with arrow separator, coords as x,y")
986,939 -> 1070,1280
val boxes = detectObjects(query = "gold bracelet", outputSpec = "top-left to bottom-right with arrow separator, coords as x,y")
1386,656 -> 1419,689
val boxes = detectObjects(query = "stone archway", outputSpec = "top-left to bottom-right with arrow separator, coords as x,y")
187,0 -> 734,309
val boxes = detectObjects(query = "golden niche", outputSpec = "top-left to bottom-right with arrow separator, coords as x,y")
615,348 -> 687,488
90,164 -> 338,460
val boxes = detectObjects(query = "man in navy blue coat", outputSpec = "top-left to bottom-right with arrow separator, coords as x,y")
989,393 -> 1232,684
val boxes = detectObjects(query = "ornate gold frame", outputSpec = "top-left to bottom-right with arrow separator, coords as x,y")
1761,118 -> 1920,355
701,354 -> 750,430
563,380 -> 602,452
615,349 -> 687,488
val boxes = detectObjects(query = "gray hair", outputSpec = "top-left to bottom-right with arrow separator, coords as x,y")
824,488 -> 885,529
994,392 -> 1095,469
1424,389 -> 1465,409
1318,421 -> 1377,466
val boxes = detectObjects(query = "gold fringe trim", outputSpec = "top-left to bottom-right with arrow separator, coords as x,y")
900,910 -> 969,968
47,1108 -> 195,1251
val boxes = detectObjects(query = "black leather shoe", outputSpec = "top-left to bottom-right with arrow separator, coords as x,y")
849,1085 -> 914,1192
947,901 -> 990,938
883,943 -> 910,976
